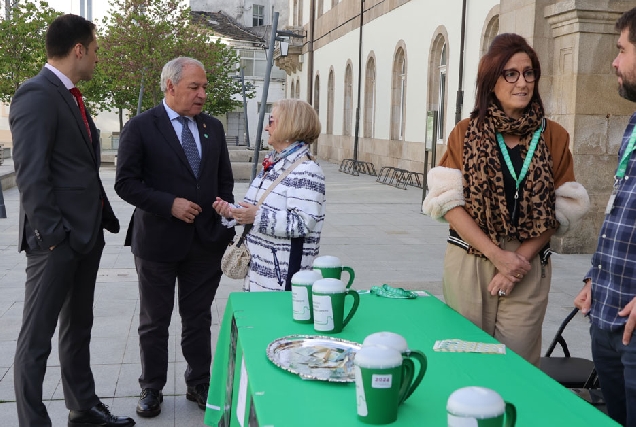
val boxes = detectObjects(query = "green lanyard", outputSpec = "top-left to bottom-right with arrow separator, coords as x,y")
495,126 -> 543,223
495,126 -> 542,199
616,125 -> 636,179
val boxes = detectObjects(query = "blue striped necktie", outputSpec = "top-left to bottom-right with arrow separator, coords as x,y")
177,116 -> 201,177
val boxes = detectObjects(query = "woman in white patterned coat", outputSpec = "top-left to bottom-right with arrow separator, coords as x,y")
213,99 -> 326,291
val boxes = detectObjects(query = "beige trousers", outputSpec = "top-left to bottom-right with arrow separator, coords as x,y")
442,239 -> 551,366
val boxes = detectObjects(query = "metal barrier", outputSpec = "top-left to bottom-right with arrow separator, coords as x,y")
226,136 -> 248,147
376,166 -> 425,190
338,159 -> 377,176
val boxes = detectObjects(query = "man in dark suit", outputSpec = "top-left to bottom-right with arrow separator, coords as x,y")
9,14 -> 135,427
115,57 -> 235,418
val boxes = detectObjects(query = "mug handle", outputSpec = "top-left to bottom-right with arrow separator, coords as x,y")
397,359 -> 415,404
342,289 -> 360,328
504,402 -> 516,427
400,350 -> 427,403
343,266 -> 355,288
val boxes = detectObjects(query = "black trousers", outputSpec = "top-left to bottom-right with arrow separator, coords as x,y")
134,236 -> 223,390
14,233 -> 104,427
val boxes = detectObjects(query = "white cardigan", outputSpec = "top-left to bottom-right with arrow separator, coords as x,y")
237,146 -> 326,291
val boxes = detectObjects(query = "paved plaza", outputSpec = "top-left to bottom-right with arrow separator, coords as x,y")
0,159 -> 596,426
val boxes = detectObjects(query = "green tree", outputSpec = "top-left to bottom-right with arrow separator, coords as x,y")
81,0 -> 245,129
0,1 -> 60,103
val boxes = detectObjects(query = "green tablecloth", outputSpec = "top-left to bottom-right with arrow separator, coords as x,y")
205,291 -> 617,426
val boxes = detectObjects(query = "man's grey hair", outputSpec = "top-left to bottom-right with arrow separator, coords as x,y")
160,57 -> 205,92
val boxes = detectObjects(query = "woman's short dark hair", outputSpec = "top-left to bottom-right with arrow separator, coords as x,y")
471,33 -> 543,125
46,14 -> 96,59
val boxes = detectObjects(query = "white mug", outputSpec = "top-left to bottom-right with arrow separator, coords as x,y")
447,386 -> 516,427
291,269 -> 323,323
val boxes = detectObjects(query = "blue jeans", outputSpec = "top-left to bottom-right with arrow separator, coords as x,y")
590,323 -> 636,426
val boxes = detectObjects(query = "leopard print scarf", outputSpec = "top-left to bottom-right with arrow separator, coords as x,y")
462,101 -> 557,255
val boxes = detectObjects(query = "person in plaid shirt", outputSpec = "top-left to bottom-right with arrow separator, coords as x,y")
575,7 -> 636,427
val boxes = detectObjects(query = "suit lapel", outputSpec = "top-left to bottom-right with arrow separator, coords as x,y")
153,107 -> 196,177
42,69 -> 98,165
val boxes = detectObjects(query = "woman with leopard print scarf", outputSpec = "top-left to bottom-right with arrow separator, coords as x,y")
423,33 -> 589,366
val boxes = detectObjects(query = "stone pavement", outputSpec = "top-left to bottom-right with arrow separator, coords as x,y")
0,159 -> 596,426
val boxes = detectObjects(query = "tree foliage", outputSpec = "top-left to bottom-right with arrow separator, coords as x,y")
0,1 -> 60,103
81,0 -> 246,128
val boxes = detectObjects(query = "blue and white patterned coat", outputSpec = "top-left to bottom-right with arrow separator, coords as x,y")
240,145 -> 326,291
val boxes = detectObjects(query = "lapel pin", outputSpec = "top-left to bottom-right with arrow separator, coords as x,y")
203,123 -> 207,128
204,133 -> 208,138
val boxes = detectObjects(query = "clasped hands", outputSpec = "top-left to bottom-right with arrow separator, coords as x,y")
487,249 -> 531,297
213,197 -> 257,225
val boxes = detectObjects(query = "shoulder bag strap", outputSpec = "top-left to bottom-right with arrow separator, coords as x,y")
238,153 -> 312,242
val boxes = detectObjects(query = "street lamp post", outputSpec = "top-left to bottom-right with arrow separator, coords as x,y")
233,68 -> 251,149
250,12 -> 304,181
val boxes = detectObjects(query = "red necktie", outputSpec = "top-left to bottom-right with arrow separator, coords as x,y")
69,87 -> 92,140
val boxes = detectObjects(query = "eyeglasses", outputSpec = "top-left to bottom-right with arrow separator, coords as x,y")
501,69 -> 537,84
268,117 -> 275,125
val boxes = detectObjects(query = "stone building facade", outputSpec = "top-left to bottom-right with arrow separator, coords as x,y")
276,0 -> 636,253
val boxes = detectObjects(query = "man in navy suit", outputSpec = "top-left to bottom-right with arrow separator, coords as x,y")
10,14 -> 134,427
115,57 -> 235,417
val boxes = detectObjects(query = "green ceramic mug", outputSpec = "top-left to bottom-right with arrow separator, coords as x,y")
291,270 -> 323,323
313,255 -> 355,288
362,331 -> 427,403
447,387 -> 516,427
312,278 -> 360,333
354,345 -> 418,425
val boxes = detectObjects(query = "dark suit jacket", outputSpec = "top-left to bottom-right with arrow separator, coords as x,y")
9,67 -> 119,254
115,104 -> 235,263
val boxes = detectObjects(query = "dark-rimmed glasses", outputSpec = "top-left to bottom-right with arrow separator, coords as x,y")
268,116 -> 275,125
501,69 -> 537,84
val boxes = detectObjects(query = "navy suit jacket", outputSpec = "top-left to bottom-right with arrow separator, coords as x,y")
115,104 -> 235,262
10,67 -> 119,254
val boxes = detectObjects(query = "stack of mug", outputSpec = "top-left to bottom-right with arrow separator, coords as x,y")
291,255 -> 357,333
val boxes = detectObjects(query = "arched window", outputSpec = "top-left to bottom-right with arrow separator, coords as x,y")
314,74 -> 320,116
290,80 -> 295,99
437,43 -> 447,143
428,30 -> 449,145
293,0 -> 298,26
295,78 -> 300,99
390,45 -> 407,140
364,55 -> 376,138
343,63 -> 353,136
481,7 -> 500,57
327,69 -> 334,134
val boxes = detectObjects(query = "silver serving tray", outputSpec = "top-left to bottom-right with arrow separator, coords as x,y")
266,334 -> 362,382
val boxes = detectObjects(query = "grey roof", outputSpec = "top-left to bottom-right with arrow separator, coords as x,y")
192,10 -> 265,45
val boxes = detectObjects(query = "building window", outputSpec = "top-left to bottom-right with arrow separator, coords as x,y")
253,4 -> 264,26
257,102 -> 273,114
481,14 -> 499,57
327,69 -> 334,134
314,74 -> 320,116
437,43 -> 447,143
295,78 -> 300,99
343,63 -> 353,136
290,80 -> 295,99
364,56 -> 375,138
79,0 -> 92,21
293,0 -> 298,26
240,49 -> 264,77
317,0 -> 323,18
391,45 -> 407,141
